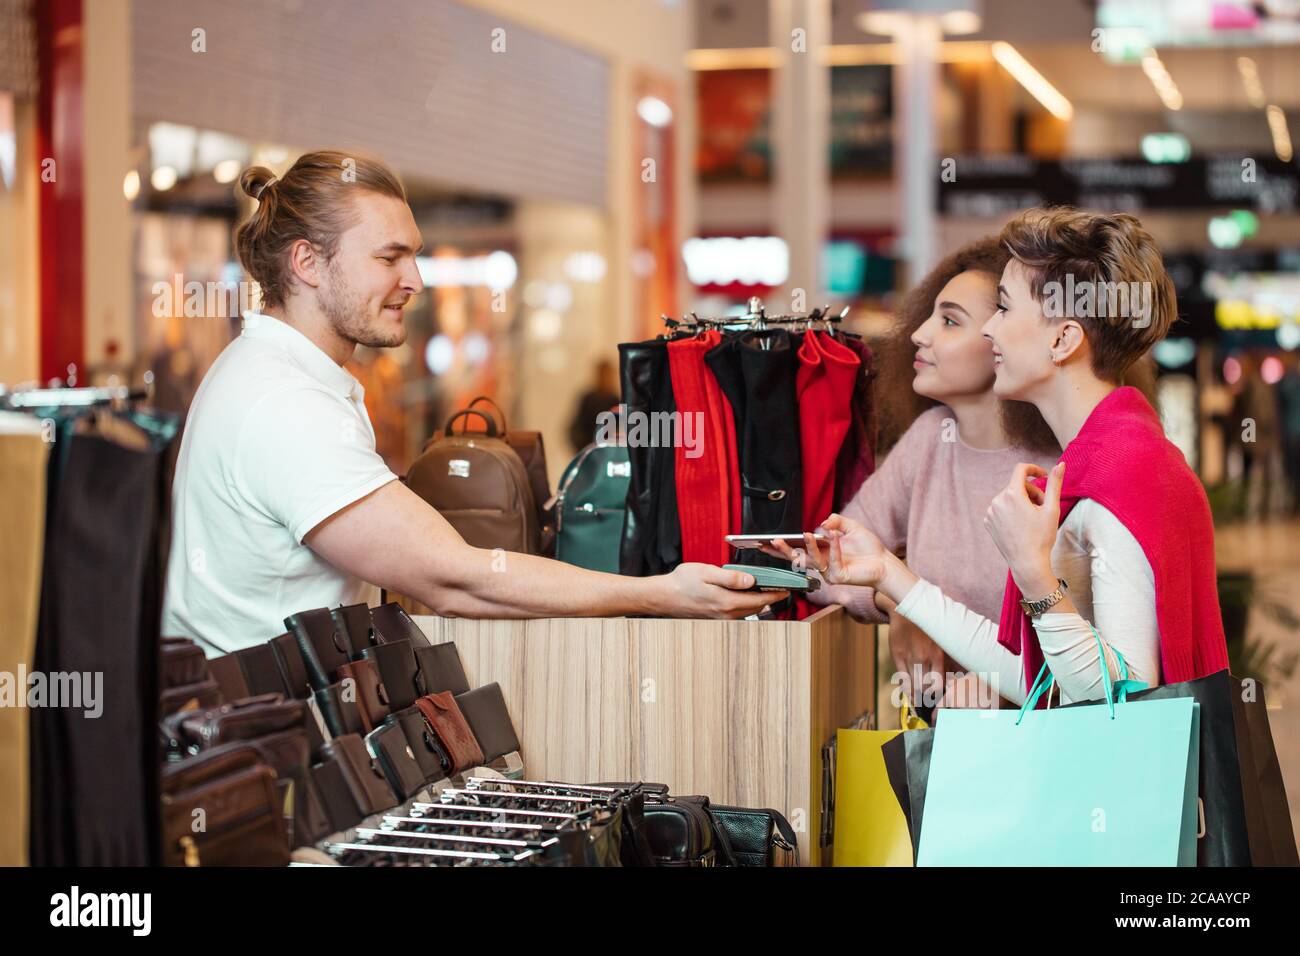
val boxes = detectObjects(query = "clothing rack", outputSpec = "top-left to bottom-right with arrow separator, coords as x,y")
0,380 -> 152,411
663,297 -> 851,336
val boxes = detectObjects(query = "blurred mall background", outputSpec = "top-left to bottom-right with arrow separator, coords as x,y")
1,0 -> 1299,826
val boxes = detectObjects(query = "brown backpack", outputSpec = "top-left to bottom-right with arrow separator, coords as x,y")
405,407 -> 540,556
464,396 -> 554,554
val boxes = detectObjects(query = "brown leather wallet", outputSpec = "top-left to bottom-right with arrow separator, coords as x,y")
312,681 -> 366,739
161,636 -> 210,689
321,733 -> 399,814
413,642 -> 471,696
370,601 -> 432,648
269,631 -> 313,699
453,682 -> 520,764
233,643 -> 291,696
415,691 -> 485,774
338,659 -> 389,732
161,741 -> 289,867
207,653 -> 251,702
332,603 -> 378,660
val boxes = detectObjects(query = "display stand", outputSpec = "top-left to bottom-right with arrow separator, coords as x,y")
413,604 -> 876,866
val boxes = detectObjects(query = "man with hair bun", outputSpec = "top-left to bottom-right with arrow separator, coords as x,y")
163,150 -> 776,655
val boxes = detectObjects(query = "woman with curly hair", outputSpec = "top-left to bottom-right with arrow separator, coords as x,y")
768,236 -> 1060,710
805,209 -> 1227,705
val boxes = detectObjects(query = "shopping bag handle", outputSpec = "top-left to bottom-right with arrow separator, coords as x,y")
1016,625 -> 1147,724
899,692 -> 928,731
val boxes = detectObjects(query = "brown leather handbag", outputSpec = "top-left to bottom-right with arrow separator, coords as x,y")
338,659 -> 389,732
161,742 -> 289,867
166,694 -> 306,752
415,692 -> 485,774
160,680 -> 221,718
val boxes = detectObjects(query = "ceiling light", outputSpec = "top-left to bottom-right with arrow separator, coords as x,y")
150,166 -> 178,191
1266,104 -> 1293,163
122,169 -> 140,201
939,11 -> 981,36
1237,57 -> 1266,108
636,96 -> 673,128
990,42 -> 1073,121
1141,51 -> 1183,111
213,159 -> 241,184
856,12 -> 911,37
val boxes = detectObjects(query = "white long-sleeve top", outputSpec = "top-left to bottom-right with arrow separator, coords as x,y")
894,499 -> 1160,705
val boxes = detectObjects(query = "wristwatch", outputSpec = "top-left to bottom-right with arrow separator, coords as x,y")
1018,578 -> 1069,618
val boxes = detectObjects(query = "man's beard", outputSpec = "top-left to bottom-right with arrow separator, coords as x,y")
319,262 -> 407,349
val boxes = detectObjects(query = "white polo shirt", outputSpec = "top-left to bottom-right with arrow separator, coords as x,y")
162,312 -> 397,656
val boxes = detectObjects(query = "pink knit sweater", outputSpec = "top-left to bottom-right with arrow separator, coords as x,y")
809,406 -> 1060,623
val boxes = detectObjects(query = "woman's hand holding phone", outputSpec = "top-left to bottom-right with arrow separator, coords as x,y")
762,514 -> 919,603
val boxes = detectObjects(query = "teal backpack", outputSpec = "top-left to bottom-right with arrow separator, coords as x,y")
554,443 -> 632,573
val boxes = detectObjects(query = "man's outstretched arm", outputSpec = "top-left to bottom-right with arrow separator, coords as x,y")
306,480 -> 779,620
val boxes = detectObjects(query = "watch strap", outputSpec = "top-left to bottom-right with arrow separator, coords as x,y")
1018,578 -> 1069,618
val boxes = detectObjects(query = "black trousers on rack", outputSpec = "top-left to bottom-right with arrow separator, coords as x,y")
705,330 -> 802,568
29,411 -> 176,866
617,339 -> 681,576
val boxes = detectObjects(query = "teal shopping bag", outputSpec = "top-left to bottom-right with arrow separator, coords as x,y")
917,632 -> 1201,866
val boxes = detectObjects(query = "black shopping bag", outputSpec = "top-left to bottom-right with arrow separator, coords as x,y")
1234,679 -> 1299,865
881,728 -> 934,863
1064,669 -> 1295,866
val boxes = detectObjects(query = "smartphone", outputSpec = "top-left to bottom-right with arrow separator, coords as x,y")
725,532 -> 827,550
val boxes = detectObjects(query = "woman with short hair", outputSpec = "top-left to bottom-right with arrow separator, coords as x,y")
802,209 -> 1229,704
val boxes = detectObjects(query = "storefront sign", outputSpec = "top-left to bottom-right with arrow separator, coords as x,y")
939,156 -> 1300,214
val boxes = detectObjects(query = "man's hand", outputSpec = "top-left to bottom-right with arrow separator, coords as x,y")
652,563 -> 785,619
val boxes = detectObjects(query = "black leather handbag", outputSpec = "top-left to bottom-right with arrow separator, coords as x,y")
332,603 -> 379,660
639,794 -> 731,866
361,639 -> 424,711
364,721 -> 428,800
710,805 -> 797,866
453,682 -> 520,763
286,607 -> 352,690
414,642 -> 471,696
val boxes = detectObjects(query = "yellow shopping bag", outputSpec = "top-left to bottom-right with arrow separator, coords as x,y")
832,697 -> 928,867
899,694 -> 929,731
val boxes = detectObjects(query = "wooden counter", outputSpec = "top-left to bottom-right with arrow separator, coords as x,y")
413,604 -> 876,865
